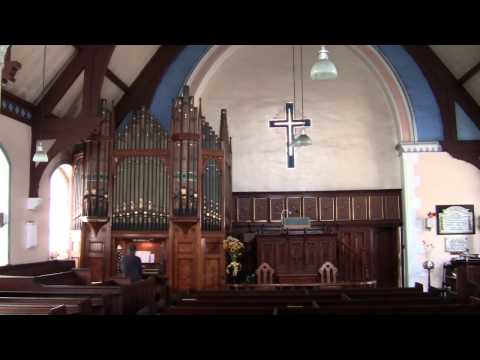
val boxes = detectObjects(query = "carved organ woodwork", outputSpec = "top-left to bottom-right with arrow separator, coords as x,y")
70,87 -> 232,290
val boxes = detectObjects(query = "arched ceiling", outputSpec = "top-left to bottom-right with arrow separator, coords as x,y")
2,45 -> 480,121
3,45 -> 160,117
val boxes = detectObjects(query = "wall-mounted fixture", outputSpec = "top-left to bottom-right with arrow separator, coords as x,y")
26,197 -> 42,211
425,211 -> 436,231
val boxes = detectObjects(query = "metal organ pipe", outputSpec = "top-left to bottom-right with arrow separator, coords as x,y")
112,107 -> 170,232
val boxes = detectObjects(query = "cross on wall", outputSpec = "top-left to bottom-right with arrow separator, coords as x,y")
269,102 -> 311,168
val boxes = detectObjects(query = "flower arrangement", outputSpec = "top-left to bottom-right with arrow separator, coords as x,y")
223,236 -> 245,280
223,236 -> 244,255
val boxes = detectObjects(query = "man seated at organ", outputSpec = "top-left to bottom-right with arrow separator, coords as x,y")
120,244 -> 143,282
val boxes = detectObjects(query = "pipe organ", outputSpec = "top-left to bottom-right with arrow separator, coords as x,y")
71,149 -> 84,231
82,102 -> 112,219
70,86 -> 232,289
112,108 -> 170,231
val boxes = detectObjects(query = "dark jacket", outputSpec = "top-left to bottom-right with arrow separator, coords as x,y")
120,254 -> 143,282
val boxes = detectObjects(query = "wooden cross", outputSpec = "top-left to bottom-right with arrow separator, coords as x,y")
269,102 -> 311,168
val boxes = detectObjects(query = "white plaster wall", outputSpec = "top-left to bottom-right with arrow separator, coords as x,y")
403,152 -> 480,289
34,150 -> 72,263
0,114 -> 41,264
0,115 -> 68,264
196,45 -> 401,192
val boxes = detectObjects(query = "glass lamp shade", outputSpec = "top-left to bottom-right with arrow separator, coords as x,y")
32,141 -> 48,163
310,46 -> 338,80
292,128 -> 312,147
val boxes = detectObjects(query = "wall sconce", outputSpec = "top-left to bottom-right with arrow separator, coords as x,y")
180,187 -> 187,197
425,211 -> 436,231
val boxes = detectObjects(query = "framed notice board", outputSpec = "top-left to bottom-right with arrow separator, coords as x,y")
436,205 -> 475,235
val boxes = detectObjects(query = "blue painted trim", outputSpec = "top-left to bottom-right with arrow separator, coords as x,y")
376,45 -> 444,141
151,45 -> 445,141
150,45 -> 211,130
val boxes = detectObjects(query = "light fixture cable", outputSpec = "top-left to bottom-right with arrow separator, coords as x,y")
33,45 -> 49,163
292,45 -> 296,116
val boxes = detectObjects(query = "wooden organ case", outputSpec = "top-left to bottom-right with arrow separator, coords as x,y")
71,87 -> 232,290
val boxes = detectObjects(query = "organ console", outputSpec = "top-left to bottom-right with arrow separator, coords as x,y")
70,86 -> 232,289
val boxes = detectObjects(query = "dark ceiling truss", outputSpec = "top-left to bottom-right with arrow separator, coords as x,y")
28,45 -> 185,197
20,44 -> 480,197
113,45 -> 186,126
29,45 -> 116,197
72,45 -> 130,95
459,60 -> 480,85
404,45 -> 480,170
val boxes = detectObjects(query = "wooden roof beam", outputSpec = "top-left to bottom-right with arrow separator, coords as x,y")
106,68 -> 129,94
72,45 -> 130,94
459,60 -> 480,85
29,45 -> 116,197
114,45 -> 186,125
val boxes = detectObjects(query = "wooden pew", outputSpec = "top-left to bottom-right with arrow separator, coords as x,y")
277,303 -> 479,316
162,284 -> 468,316
0,261 -> 75,276
0,304 -> 67,315
33,269 -> 91,285
0,289 -> 119,314
0,297 -> 93,314
164,306 -> 276,316
0,276 -> 157,315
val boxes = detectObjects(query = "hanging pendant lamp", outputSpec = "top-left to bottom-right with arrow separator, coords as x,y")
32,141 -> 48,162
33,45 -> 48,163
310,45 -> 338,80
292,127 -> 312,147
293,45 -> 312,148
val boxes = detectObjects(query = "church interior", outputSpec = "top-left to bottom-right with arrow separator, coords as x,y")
0,44 -> 480,316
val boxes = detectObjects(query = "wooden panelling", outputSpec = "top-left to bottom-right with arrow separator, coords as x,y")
275,239 -> 289,274
257,234 -> 337,277
232,190 -> 402,227
338,227 -> 376,282
260,241 -> 275,267
289,240 -> 305,273
287,197 -> 302,217
319,197 -> 335,221
270,198 -> 285,222
336,196 -> 351,221
352,196 -> 368,221
205,259 -> 220,289
303,196 -> 318,221
237,197 -> 253,222
206,242 -> 221,255
369,195 -> 384,220
178,259 -> 194,290
178,243 -> 194,254
384,195 -> 401,220
253,198 -> 268,222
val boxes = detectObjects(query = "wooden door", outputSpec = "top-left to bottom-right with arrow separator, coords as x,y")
375,227 -> 399,288
338,227 -> 375,282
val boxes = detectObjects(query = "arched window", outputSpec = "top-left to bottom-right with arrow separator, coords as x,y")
0,146 -> 10,266
49,164 -> 73,260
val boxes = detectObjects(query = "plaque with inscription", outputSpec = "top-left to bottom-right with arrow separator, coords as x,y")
444,236 -> 468,253
436,205 -> 475,235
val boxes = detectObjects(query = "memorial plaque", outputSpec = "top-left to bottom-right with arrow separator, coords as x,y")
436,205 -> 475,235
444,236 -> 469,253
